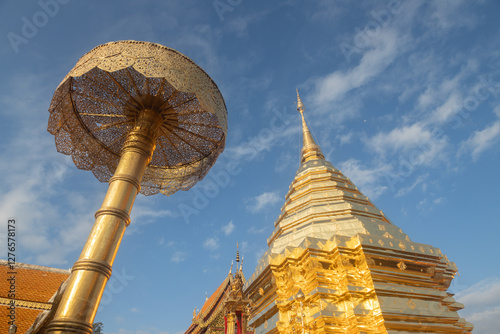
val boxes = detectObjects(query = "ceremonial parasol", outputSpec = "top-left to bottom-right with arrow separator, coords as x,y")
45,41 -> 227,334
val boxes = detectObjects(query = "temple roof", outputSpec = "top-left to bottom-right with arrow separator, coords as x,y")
186,250 -> 248,334
186,274 -> 231,334
0,260 -> 70,334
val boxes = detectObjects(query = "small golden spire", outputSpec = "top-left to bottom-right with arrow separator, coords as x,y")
236,242 -> 240,270
296,90 -> 325,164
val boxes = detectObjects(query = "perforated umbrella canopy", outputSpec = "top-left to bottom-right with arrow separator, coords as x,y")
48,40 -> 227,195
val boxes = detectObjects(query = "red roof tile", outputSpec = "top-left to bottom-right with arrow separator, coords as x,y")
0,261 -> 70,334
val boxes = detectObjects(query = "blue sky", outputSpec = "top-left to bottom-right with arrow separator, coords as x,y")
0,1 -> 499,333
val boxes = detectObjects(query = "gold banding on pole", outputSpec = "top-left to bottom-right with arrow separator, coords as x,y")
46,41 -> 227,334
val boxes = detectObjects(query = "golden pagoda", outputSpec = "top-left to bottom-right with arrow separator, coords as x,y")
243,91 -> 473,334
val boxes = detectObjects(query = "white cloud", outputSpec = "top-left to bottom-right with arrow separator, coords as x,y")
415,59 -> 479,126
426,1 -> 478,31
395,173 -> 429,197
461,121 -> 500,161
367,123 -> 432,154
222,220 -> 235,236
456,278 -> 500,311
428,93 -> 462,124
433,197 -> 443,205
308,0 -> 344,22
203,237 -> 220,251
311,28 -> 403,111
225,10 -> 268,37
226,123 -> 301,164
246,191 -> 281,213
170,251 -> 187,263
336,131 -> 353,145
365,122 -> 449,170
417,72 -> 464,112
0,73 -> 102,266
247,226 -> 267,234
338,159 -> 391,199
239,241 -> 248,252
455,278 -> 500,334
127,199 -> 178,235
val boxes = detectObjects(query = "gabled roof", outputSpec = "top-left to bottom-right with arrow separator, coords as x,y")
186,274 -> 232,334
0,260 -> 70,334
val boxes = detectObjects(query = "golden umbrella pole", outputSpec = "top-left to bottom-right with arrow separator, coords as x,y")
47,110 -> 161,334
45,41 -> 227,334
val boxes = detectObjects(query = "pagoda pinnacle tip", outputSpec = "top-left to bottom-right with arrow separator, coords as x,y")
296,89 -> 304,114
295,90 -> 325,164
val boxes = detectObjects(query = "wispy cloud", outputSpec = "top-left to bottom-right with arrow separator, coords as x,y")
311,28 -> 404,113
338,159 -> 391,199
364,122 -> 449,177
460,120 -> 500,161
226,123 -> 301,164
247,226 -> 267,234
0,73 -> 102,266
225,10 -> 269,37
127,198 -> 178,234
246,191 -> 281,213
456,278 -> 500,334
367,123 -> 433,155
222,220 -> 235,236
203,237 -> 220,251
395,173 -> 429,197
170,251 -> 187,263
425,1 -> 479,31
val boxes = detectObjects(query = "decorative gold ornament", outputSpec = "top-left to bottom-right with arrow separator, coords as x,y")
407,299 -> 416,310
397,261 -> 407,271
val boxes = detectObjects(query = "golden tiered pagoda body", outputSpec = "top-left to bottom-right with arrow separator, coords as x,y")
244,92 -> 473,334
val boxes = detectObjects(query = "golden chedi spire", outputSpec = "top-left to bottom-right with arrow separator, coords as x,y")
296,89 -> 325,164
266,90 -> 393,253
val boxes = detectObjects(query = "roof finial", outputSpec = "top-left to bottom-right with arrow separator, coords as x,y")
229,260 -> 233,275
296,89 -> 305,114
236,242 -> 240,271
296,89 -> 325,164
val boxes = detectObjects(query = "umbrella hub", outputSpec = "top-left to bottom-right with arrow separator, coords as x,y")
121,108 -> 163,160
134,107 -> 164,136
125,92 -> 179,134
